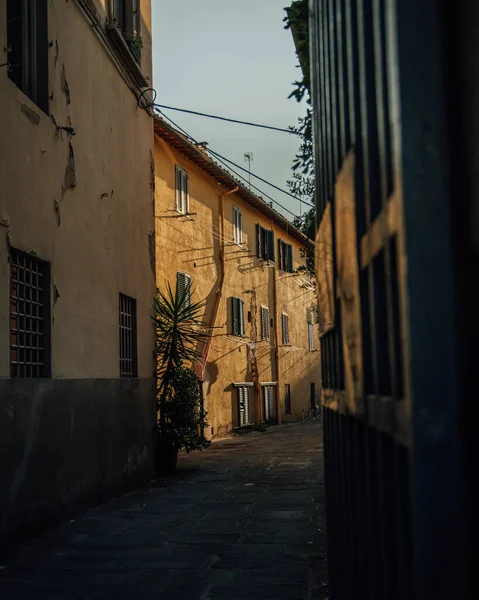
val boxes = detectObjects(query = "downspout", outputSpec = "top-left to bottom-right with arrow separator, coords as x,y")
199,186 -> 239,379
271,225 -> 282,425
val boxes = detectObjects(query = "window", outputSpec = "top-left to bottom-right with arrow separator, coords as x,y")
308,321 -> 315,351
260,306 -> 270,341
237,385 -> 251,427
119,294 -> 138,378
231,297 -> 245,337
6,0 -> 49,113
113,0 -> 141,34
233,206 -> 243,245
281,313 -> 290,345
177,272 -> 191,307
10,248 -> 51,378
278,240 -> 294,272
263,385 -> 275,422
284,384 -> 291,415
256,225 -> 275,262
175,166 -> 189,214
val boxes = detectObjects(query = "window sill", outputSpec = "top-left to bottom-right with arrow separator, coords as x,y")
106,25 -> 148,89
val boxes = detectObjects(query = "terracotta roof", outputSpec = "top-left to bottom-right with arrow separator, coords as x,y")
153,116 -> 314,249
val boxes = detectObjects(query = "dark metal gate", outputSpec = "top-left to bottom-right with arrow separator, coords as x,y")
306,0 -> 473,597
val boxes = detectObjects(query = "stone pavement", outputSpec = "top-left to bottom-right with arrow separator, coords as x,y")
0,420 -> 328,600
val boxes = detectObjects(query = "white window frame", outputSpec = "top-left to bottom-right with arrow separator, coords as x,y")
281,313 -> 290,345
175,165 -> 189,214
233,206 -> 243,246
176,271 -> 191,307
308,321 -> 315,351
260,306 -> 270,341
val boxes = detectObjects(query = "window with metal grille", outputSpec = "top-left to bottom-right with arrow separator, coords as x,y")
278,239 -> 293,272
6,0 -> 49,113
231,297 -> 245,336
260,306 -> 270,340
284,383 -> 291,415
233,206 -> 243,245
256,224 -> 275,262
175,166 -> 189,214
119,293 -> 138,378
10,248 -> 51,378
263,385 -> 274,422
237,385 -> 251,427
176,271 -> 191,307
308,321 -> 315,351
281,313 -> 290,345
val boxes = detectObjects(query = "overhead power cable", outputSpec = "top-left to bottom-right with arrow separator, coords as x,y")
154,103 -> 300,136
207,148 -> 313,208
156,109 -> 300,219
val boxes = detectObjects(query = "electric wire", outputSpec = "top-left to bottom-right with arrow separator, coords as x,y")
154,103 -> 299,136
156,109 -> 301,219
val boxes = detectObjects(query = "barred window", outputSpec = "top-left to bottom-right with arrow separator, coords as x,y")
281,313 -> 290,345
10,248 -> 51,378
119,293 -> 138,378
260,306 -> 270,341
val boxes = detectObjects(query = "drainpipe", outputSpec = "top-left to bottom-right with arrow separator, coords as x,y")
199,186 -> 239,379
271,224 -> 282,425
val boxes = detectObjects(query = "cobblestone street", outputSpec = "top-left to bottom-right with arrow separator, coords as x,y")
0,420 -> 328,600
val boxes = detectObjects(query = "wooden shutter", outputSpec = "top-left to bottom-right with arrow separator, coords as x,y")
261,307 -> 269,340
267,230 -> 275,262
282,314 -> 289,344
177,272 -> 191,306
308,322 -> 314,350
287,244 -> 293,272
239,298 -> 245,336
238,386 -> 250,427
263,386 -> 274,421
232,297 -> 239,335
237,210 -> 242,244
278,239 -> 283,269
175,167 -> 182,211
256,224 -> 262,258
181,170 -> 189,213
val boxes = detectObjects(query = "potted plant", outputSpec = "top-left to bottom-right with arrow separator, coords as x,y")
154,284 -> 210,473
124,32 -> 143,63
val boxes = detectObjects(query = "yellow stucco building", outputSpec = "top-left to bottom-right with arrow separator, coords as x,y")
154,118 -> 321,438
0,0 -> 155,543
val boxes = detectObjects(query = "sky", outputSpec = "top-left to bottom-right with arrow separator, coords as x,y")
151,0 -> 307,220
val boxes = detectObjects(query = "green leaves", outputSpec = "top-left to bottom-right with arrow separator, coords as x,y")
154,283 -> 211,452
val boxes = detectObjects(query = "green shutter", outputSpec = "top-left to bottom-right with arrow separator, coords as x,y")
287,244 -> 293,272
232,297 -> 239,335
239,298 -> 245,336
182,170 -> 189,213
267,230 -> 275,262
256,224 -> 262,257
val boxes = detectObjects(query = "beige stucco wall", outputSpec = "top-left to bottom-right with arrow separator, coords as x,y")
0,0 -> 155,378
154,136 -> 321,437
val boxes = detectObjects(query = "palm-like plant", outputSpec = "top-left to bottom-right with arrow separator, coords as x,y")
154,283 -> 211,453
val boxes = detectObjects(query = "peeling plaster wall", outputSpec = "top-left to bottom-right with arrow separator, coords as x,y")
0,0 -> 154,378
154,138 -> 321,437
0,0 -> 155,542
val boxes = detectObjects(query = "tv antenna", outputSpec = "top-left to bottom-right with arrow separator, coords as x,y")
244,152 -> 254,190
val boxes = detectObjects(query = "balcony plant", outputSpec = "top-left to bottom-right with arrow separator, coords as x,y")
154,284 -> 210,472
124,32 -> 143,63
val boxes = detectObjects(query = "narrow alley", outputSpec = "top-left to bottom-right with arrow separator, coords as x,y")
0,420 -> 328,600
